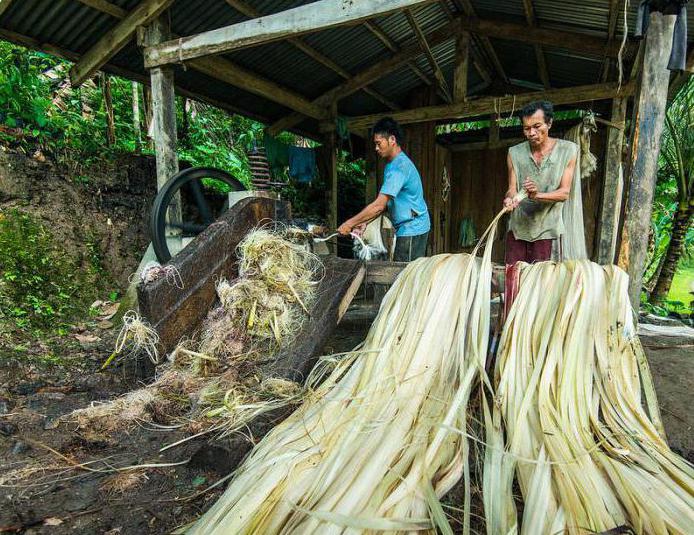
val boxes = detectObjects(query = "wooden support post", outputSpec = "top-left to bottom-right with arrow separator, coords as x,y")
328,131 -> 338,239
453,30 -> 469,103
617,11 -> 676,307
596,97 -> 626,265
146,18 -> 181,244
489,114 -> 500,144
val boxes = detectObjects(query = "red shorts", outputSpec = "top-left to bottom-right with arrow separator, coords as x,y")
504,232 -> 553,265
503,232 -> 554,318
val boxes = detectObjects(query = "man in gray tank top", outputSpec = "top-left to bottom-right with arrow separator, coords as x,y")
503,101 -> 578,265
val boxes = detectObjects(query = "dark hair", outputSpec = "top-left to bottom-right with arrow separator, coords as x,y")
519,101 -> 554,123
372,117 -> 404,146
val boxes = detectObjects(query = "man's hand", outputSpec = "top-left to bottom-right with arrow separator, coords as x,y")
337,222 -> 353,236
503,196 -> 520,211
523,178 -> 538,199
351,223 -> 367,237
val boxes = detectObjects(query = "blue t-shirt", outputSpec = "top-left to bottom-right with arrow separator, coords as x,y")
380,152 -> 430,237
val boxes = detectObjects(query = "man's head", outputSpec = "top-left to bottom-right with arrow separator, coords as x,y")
373,117 -> 404,161
519,101 -> 554,147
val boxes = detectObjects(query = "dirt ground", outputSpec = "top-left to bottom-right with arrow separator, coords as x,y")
0,305 -> 692,534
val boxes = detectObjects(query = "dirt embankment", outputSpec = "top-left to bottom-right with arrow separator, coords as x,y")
0,147 -> 156,290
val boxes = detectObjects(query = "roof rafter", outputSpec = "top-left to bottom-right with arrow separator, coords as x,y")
75,0 -> 127,19
145,0 -> 439,68
0,0 -> 15,18
66,0 -> 332,122
600,0 -> 621,82
522,0 -> 551,89
363,20 -> 433,86
224,0 -> 400,110
457,0 -> 508,84
404,7 -> 452,102
70,0 -> 174,86
267,17 -> 460,135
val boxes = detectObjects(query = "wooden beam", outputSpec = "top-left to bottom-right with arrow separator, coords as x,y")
364,261 -> 408,285
600,0 -> 621,82
458,17 -> 628,58
75,0 -> 127,18
348,81 -> 635,129
337,266 -> 366,322
77,0 -> 329,125
188,56 -> 329,121
145,0 -> 438,68
225,0 -> 399,110
617,11 -> 676,306
453,30 -> 470,102
363,20 -> 433,86
404,8 -> 452,102
522,0 -> 550,89
0,0 -> 14,18
457,0 -> 508,83
596,97 -> 627,265
70,0 -> 174,86
441,0 -> 493,83
267,18 -> 459,135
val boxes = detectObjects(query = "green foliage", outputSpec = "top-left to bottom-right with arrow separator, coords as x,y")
0,209 -> 97,329
644,78 -> 694,313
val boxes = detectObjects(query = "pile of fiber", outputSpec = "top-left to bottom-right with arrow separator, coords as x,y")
186,212 -> 693,534
485,260 -> 694,533
185,212 -> 503,534
70,225 -> 322,440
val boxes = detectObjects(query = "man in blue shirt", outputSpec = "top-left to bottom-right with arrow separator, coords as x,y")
337,117 -> 430,261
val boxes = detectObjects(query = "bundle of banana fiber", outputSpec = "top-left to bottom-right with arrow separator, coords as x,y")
485,260 -> 694,534
186,217 -> 504,534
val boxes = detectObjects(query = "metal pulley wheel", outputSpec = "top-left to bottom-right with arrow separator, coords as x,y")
150,167 -> 246,263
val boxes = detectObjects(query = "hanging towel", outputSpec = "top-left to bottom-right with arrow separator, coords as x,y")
263,133 -> 290,177
635,0 -> 688,72
288,146 -> 317,184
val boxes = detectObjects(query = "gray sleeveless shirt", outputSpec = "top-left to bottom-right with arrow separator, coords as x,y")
508,139 -> 578,242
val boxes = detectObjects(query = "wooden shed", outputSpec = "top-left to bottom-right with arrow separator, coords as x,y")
0,0 -> 691,302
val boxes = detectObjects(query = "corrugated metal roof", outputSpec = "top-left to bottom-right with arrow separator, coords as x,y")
0,0 -> 691,136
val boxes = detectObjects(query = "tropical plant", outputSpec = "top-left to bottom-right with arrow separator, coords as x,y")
649,79 -> 693,304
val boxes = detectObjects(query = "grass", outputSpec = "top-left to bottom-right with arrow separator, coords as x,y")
668,262 -> 694,313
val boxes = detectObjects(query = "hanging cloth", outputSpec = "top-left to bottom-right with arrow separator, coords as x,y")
635,0 -> 689,71
263,133 -> 290,178
459,217 -> 477,248
288,146 -> 317,184
555,114 -> 598,261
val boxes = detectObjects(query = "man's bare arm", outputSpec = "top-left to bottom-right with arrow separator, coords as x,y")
337,193 -> 390,235
503,152 -> 520,209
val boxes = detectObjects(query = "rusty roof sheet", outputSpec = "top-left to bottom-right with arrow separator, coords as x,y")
0,0 -> 691,136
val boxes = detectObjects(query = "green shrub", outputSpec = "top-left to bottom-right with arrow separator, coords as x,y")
0,209 -> 95,328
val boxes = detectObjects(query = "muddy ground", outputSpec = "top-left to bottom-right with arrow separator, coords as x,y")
0,305 -> 692,535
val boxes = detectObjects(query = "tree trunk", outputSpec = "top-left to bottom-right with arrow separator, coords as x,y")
132,81 -> 142,153
102,73 -> 116,147
651,202 -> 693,303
